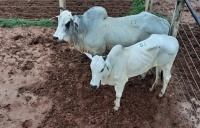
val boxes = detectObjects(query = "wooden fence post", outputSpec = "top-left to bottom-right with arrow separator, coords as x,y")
59,0 -> 66,13
145,0 -> 154,11
170,0 -> 185,37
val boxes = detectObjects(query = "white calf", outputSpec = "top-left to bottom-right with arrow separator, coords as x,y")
86,34 -> 179,110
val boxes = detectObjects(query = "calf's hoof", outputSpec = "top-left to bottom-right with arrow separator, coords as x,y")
113,106 -> 119,111
149,87 -> 154,92
159,92 -> 164,97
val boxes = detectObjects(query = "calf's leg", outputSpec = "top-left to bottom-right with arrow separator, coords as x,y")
114,84 -> 125,111
159,66 -> 171,97
149,67 -> 160,92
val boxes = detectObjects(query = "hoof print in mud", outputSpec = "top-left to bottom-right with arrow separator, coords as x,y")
21,61 -> 34,71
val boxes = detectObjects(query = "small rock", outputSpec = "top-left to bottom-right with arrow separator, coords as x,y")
45,43 -> 51,47
69,63 -> 76,69
76,83 -> 82,89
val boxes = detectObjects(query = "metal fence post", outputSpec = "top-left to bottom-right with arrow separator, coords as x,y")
170,0 -> 185,37
59,0 -> 66,13
145,0 -> 154,11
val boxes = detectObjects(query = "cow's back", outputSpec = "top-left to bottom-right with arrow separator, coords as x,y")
131,12 -> 170,35
103,12 -> 170,34
131,34 -> 179,67
72,7 -> 171,55
155,35 -> 179,66
107,34 -> 179,78
83,6 -> 107,27
99,12 -> 170,50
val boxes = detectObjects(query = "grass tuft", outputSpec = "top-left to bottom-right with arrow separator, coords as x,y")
0,18 -> 57,28
130,0 -> 145,15
128,0 -> 169,21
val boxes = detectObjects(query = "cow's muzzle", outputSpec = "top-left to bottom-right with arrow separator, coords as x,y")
90,84 -> 98,89
53,36 -> 58,40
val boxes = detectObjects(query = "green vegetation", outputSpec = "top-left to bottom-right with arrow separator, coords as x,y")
129,0 -> 169,21
130,0 -> 145,15
0,18 -> 57,28
150,11 -> 170,21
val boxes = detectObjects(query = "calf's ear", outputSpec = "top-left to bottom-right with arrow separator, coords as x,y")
105,61 -> 111,70
84,53 -> 93,60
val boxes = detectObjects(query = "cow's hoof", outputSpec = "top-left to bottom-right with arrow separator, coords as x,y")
113,106 -> 119,111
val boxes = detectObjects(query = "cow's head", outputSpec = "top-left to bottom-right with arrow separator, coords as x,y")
85,53 -> 111,89
53,10 -> 73,42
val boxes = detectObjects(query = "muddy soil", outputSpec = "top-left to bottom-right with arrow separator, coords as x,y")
0,0 -> 132,19
0,25 -> 199,128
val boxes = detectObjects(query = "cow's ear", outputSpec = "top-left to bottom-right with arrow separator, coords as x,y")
50,16 -> 58,22
73,15 -> 80,27
59,7 -> 65,11
105,61 -> 111,70
84,53 -> 93,60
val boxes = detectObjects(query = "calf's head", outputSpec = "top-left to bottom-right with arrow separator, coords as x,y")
53,10 -> 73,42
85,53 -> 110,89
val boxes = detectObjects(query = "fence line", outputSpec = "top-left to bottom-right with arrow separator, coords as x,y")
177,34 -> 199,98
180,24 -> 200,61
175,1 -> 200,127
186,22 -> 200,47
174,63 -> 195,128
0,0 -> 132,19
184,0 -> 200,25
0,6 -> 131,8
147,0 -> 200,127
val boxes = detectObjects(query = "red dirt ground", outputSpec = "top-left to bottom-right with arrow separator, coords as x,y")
0,0 -> 132,19
0,0 -> 200,128
0,26 -> 194,128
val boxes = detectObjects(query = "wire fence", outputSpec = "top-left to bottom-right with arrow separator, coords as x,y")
151,0 -> 200,127
176,22 -> 200,127
0,0 -> 132,19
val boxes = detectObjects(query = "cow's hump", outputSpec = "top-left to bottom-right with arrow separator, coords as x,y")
83,6 -> 107,24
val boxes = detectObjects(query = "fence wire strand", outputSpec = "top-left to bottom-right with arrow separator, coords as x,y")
176,6 -> 200,127
186,22 -> 200,47
180,23 -> 200,61
178,31 -> 200,91
151,0 -> 200,127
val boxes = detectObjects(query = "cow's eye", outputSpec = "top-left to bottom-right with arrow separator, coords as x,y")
65,22 -> 70,29
100,68 -> 104,72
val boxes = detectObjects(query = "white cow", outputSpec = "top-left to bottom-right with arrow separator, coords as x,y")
53,10 -> 73,41
85,34 -> 179,110
53,6 -> 170,55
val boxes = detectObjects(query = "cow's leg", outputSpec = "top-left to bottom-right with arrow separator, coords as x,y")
113,84 -> 125,111
138,72 -> 147,80
139,68 -> 156,80
159,66 -> 171,97
149,67 -> 160,92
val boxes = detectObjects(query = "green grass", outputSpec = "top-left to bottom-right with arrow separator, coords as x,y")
0,18 -> 57,28
130,0 -> 145,15
128,0 -> 169,21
